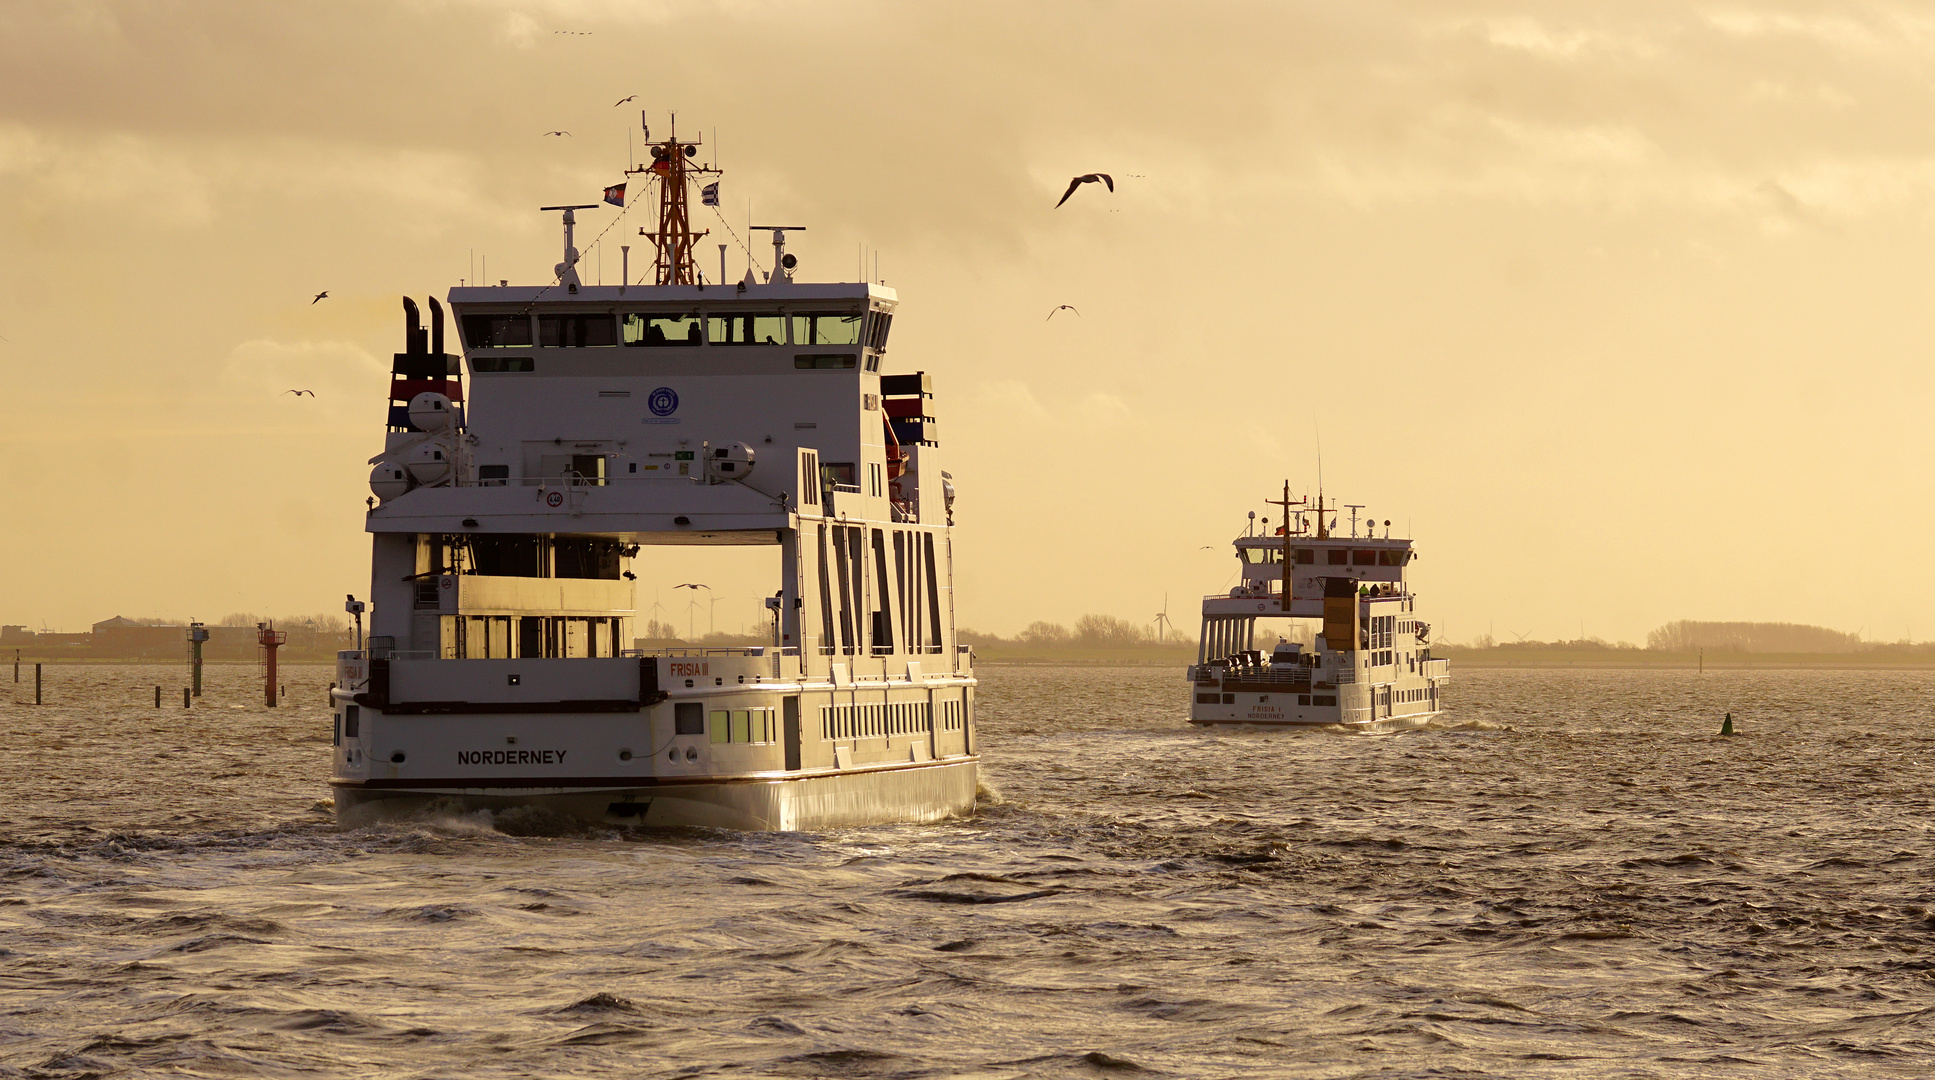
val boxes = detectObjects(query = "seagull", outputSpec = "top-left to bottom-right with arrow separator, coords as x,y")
311,290 -> 328,304
675,583 -> 709,590
283,389 -> 315,397
542,130 -> 571,137
1055,173 -> 1113,208
1046,305 -> 1080,320
613,95 -> 636,107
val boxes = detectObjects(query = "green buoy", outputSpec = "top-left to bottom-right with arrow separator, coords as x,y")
1720,712 -> 1734,736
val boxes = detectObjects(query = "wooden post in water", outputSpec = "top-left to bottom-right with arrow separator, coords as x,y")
12,649 -> 17,682
154,685 -> 161,708
35,663 -> 42,705
183,687 -> 191,708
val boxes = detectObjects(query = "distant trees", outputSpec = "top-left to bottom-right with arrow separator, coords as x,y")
957,615 -> 1195,651
1645,620 -> 1862,653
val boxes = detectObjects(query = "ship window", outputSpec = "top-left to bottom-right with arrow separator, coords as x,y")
478,465 -> 509,486
538,314 -> 617,347
343,705 -> 359,737
470,355 -> 534,373
822,462 -> 857,488
622,313 -> 702,347
792,313 -> 866,346
731,710 -> 751,743
710,710 -> 730,743
1378,550 -> 1403,566
707,312 -> 785,345
462,313 -> 533,347
1240,548 -> 1280,564
1292,548 -> 1315,565
1352,550 -> 1377,566
866,311 -> 893,352
794,354 -> 857,369
674,702 -> 704,735
1326,549 -> 1348,565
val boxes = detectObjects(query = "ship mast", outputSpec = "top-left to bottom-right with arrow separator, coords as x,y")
631,117 -> 717,285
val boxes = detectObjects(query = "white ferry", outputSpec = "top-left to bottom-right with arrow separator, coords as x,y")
1187,486 -> 1448,731
330,123 -> 977,829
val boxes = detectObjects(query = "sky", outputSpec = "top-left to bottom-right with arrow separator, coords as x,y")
5,0 -> 1935,644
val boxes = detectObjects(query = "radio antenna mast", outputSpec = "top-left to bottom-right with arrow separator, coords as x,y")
631,115 -> 718,285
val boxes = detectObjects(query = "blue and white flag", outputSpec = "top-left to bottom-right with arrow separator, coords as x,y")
700,182 -> 719,207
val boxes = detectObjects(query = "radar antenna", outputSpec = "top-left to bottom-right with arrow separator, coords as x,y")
631,115 -> 718,285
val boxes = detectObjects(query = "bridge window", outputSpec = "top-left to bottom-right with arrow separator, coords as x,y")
1378,550 -> 1406,566
538,314 -> 617,347
866,311 -> 893,352
1292,548 -> 1315,564
623,313 -> 702,347
462,314 -> 533,348
1352,550 -> 1377,566
1326,549 -> 1348,565
708,312 -> 785,345
1240,548 -> 1280,564
791,313 -> 865,346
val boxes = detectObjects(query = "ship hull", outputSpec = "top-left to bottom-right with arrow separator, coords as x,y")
332,756 -> 978,831
1186,712 -> 1439,734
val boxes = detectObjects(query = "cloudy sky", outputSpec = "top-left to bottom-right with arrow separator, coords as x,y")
4,0 -> 1935,643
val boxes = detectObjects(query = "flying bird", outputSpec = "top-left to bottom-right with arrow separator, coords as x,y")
311,290 -> 328,304
283,389 -> 315,397
542,130 -> 571,137
613,95 -> 636,106
675,583 -> 709,590
1046,305 -> 1080,320
1055,173 -> 1113,208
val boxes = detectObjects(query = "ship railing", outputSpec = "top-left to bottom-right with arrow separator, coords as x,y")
1333,669 -> 1357,685
1421,658 -> 1449,679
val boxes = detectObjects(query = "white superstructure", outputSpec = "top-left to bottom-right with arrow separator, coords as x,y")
1187,488 -> 1449,730
330,124 -> 976,829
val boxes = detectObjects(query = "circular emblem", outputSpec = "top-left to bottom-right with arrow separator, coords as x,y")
545,490 -> 565,507
647,386 -> 679,417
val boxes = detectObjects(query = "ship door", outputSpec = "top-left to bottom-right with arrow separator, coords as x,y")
782,695 -> 801,771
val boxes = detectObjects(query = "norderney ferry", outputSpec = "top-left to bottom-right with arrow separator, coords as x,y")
330,121 -> 977,828
1188,485 -> 1448,731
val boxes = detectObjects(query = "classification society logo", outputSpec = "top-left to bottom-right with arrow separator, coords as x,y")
648,387 -> 679,416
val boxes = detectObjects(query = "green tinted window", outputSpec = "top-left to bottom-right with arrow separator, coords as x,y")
790,313 -> 865,346
710,710 -> 729,744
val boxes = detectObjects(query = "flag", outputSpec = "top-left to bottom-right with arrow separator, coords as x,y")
603,183 -> 625,208
701,182 -> 719,207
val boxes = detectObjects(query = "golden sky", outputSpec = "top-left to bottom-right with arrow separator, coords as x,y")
4,0 -> 1934,643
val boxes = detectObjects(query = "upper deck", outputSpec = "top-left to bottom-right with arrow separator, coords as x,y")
1206,528 -> 1418,617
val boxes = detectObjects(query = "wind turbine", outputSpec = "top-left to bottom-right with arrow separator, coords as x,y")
1153,594 -> 1175,643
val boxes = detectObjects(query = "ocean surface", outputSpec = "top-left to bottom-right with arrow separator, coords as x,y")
4,661 -> 1934,1079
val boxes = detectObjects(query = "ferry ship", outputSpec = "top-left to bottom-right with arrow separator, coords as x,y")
1187,485 -> 1448,730
330,122 -> 977,829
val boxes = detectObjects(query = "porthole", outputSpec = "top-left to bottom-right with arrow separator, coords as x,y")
619,749 -> 633,761
390,751 -> 406,763
685,747 -> 699,761
667,748 -> 677,762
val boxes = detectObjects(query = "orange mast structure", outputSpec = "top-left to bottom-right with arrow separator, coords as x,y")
631,117 -> 718,285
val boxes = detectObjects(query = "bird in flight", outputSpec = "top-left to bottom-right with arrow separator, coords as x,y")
1055,173 -> 1113,207
311,290 -> 328,304
1046,305 -> 1080,320
613,95 -> 636,106
284,389 -> 315,397
542,130 -> 571,137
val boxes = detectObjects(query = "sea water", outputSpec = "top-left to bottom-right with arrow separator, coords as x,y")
3,662 -> 1932,1078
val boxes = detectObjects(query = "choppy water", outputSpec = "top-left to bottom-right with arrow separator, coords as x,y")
4,662 -> 1934,1078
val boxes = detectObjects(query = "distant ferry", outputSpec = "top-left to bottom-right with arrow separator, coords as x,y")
330,120 -> 977,829
1187,486 -> 1448,730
